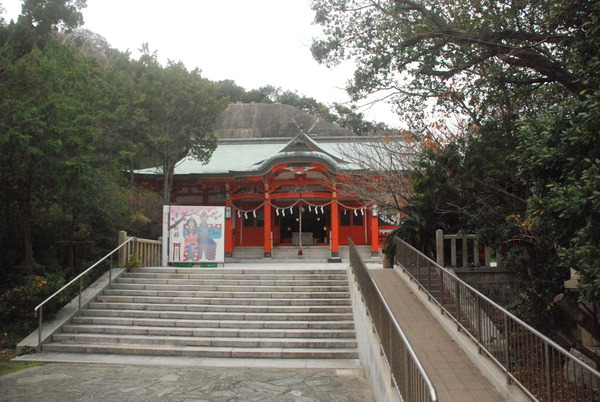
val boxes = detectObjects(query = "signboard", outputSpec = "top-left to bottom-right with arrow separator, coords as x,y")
166,206 -> 225,264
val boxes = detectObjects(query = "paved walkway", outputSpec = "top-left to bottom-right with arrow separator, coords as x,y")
370,268 -> 506,402
0,360 -> 373,401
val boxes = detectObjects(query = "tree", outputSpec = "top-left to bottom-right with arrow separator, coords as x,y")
311,0 -> 600,332
334,128 -> 415,219
57,28 -> 124,66
516,92 -> 600,318
310,0 -> 592,146
2,0 -> 87,58
19,0 -> 86,35
0,38 -> 104,270
130,45 -> 227,203
0,2 -> 135,272
311,0 -> 592,100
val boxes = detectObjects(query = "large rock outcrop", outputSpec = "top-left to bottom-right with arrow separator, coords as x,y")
213,103 -> 356,139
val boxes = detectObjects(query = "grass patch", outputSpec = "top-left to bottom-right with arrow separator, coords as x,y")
0,360 -> 45,377
0,348 -> 44,377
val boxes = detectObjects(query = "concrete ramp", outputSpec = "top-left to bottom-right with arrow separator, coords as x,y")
369,268 -> 527,401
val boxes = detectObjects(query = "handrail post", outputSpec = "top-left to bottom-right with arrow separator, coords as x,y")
37,308 -> 43,352
78,277 -> 83,316
440,271 -> 445,311
544,342 -> 553,402
476,296 -> 482,353
417,256 -> 422,288
455,279 -> 461,331
403,349 -> 410,397
504,314 -> 511,384
388,316 -> 393,386
427,262 -> 432,300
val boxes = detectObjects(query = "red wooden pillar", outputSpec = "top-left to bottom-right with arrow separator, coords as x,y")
330,194 -> 340,259
263,196 -> 272,258
225,205 -> 234,258
370,205 -> 379,256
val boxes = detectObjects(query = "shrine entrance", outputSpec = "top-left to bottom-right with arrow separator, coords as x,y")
277,205 -> 330,246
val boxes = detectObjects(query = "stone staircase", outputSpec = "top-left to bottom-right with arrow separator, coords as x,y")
42,267 -> 358,359
232,245 -> 379,262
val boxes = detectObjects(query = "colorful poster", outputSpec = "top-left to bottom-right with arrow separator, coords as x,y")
167,206 -> 225,263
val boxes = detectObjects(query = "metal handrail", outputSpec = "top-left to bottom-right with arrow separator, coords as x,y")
349,239 -> 438,402
34,237 -> 136,352
395,237 -> 600,401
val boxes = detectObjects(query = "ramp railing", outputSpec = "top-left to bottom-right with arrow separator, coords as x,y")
349,239 -> 438,402
395,237 -> 600,401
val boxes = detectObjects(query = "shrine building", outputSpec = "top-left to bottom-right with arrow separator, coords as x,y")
134,103 -> 397,261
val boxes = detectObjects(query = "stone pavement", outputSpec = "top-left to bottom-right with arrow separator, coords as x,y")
0,360 -> 373,401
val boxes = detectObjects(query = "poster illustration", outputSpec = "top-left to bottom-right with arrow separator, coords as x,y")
168,206 -> 225,263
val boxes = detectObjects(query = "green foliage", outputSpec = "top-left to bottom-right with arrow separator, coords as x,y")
0,273 -> 70,333
311,0 -> 600,333
516,92 -> 600,308
0,35 -> 105,268
128,44 -> 227,202
311,0 -> 589,106
20,0 -> 87,35
127,253 -> 143,269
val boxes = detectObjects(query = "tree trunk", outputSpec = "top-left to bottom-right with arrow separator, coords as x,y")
162,162 -> 175,205
554,293 -> 600,341
19,193 -> 36,274
129,157 -> 136,186
67,209 -> 76,268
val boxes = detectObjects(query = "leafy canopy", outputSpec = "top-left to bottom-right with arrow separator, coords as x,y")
311,0 -> 600,330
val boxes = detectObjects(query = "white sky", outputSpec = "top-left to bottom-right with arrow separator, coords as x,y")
1,0 -> 400,126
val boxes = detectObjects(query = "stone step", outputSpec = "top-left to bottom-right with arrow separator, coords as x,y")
51,333 -> 357,349
100,289 -> 350,299
69,316 -> 355,330
231,247 -> 266,259
42,343 -> 360,359
108,283 -> 350,293
80,309 -> 353,322
122,273 -> 349,281
129,268 -> 347,275
271,248 -> 334,260
95,295 -> 352,305
46,266 -> 357,360
116,277 -> 349,286
60,324 -> 356,338
87,301 -> 353,314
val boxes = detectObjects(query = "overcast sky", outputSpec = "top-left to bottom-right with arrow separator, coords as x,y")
1,0 -> 400,126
